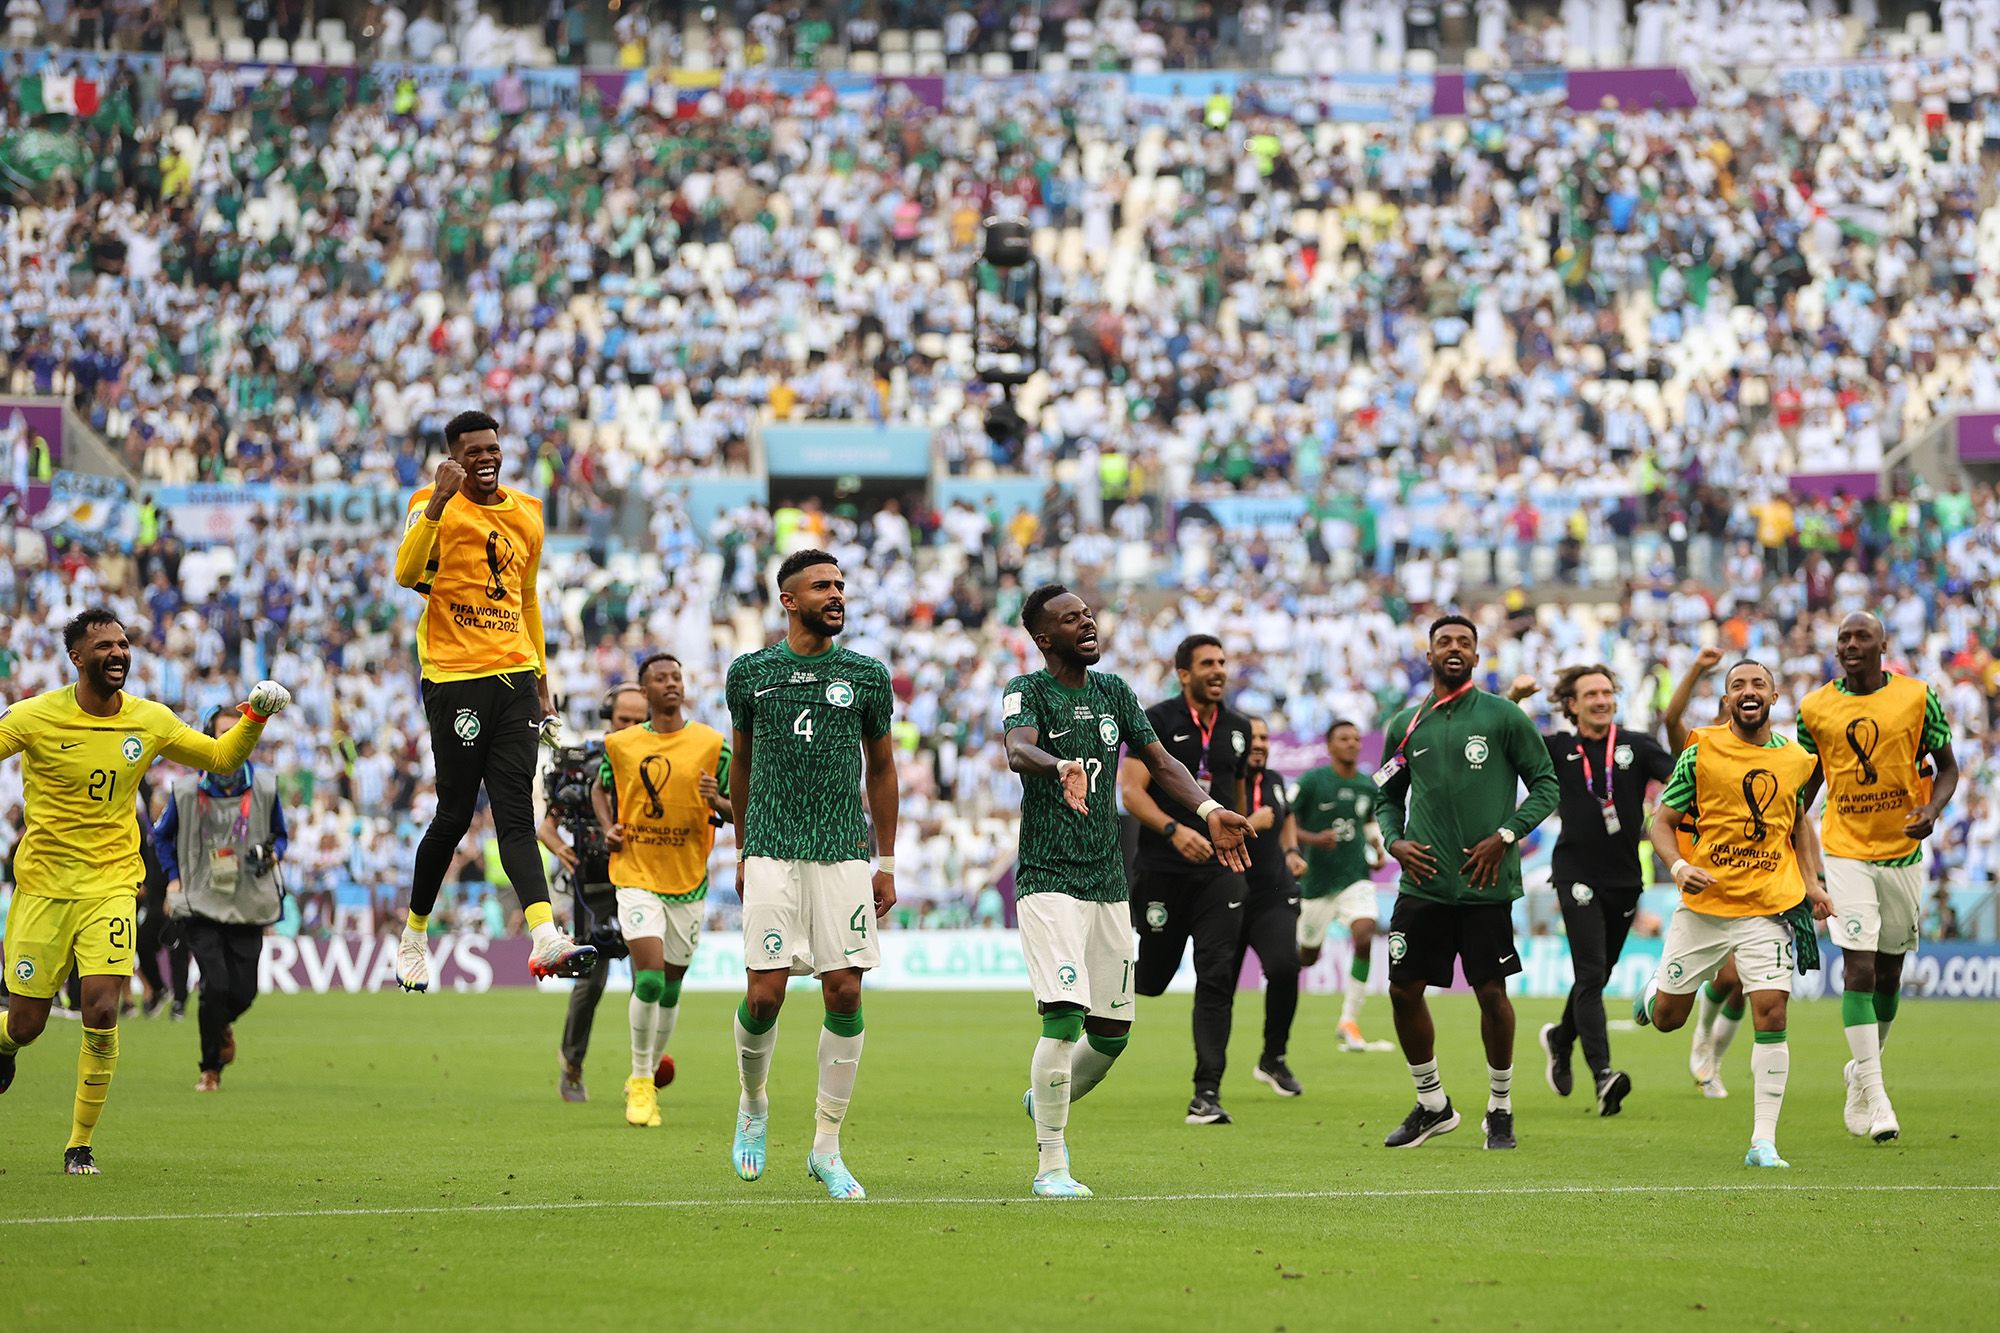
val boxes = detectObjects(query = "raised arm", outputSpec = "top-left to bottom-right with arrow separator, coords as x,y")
394,509 -> 440,589
1663,645 -> 1724,755
158,710 -> 267,775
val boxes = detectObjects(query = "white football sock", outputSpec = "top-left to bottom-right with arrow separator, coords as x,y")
1711,1010 -> 1743,1065
529,919 -> 559,950
734,1012 -> 777,1118
1486,1064 -> 1514,1113
1693,985 -> 1721,1038
1341,969 -> 1365,1028
1409,1058 -> 1447,1112
1844,1021 -> 1885,1107
1069,1037 -> 1120,1104
1031,1036 -> 1074,1175
813,1026 -> 864,1156
656,1000 -> 679,1057
1751,1037 -> 1788,1143
1877,1019 -> 1894,1052
630,993 -> 661,1080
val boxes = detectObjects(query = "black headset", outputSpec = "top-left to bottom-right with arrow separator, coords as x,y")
600,683 -> 644,722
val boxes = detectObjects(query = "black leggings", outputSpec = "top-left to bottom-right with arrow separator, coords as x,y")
1550,881 -> 1642,1080
1234,891 -> 1302,1062
412,672 -> 550,917
187,917 -> 264,1072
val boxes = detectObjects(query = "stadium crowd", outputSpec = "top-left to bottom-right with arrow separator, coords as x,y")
1,13 -> 1999,940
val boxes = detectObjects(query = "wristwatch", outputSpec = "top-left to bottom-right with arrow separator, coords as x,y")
1162,821 -> 1180,839
1497,828 -> 1518,846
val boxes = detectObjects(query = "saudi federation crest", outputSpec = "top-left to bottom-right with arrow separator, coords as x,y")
1145,901 -> 1168,931
1387,932 -> 1408,961
1464,735 -> 1490,765
13,958 -> 33,981
1614,744 -> 1634,769
1057,964 -> 1078,988
1098,716 -> 1120,748
453,709 -> 481,742
762,930 -> 784,958
1232,729 -> 1247,755
120,735 -> 143,763
826,681 -> 855,708
1572,884 -> 1594,906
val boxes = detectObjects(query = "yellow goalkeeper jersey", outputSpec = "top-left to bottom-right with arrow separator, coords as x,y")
0,686 -> 266,900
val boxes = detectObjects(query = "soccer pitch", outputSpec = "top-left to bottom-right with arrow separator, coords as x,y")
4,991 -> 1996,1330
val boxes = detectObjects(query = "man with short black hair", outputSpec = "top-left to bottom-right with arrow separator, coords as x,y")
393,409 -> 594,990
1118,633 -> 1258,1125
1376,615 -> 1560,1151
1292,719 -> 1391,1052
1237,718 -> 1305,1096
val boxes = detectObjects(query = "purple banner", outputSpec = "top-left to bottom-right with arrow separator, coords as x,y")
258,932 -> 531,992
1431,71 -> 1466,117
1956,413 -> 2000,463
0,400 -> 65,517
1566,66 -> 1699,111
1788,469 -> 1878,500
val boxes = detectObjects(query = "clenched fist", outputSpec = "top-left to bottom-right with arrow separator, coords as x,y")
426,459 -> 467,519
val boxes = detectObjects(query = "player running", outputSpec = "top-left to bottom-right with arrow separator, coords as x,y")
1290,720 -> 1391,1053
1003,585 -> 1253,1197
1798,611 -> 1957,1143
725,549 -> 899,1201
1663,645 -> 1751,1097
0,608 -> 290,1175
393,409 -> 593,988
593,653 -> 731,1130
1635,660 -> 1832,1169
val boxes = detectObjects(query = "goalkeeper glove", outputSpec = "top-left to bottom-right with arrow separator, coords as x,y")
244,680 -> 292,722
537,714 -> 564,749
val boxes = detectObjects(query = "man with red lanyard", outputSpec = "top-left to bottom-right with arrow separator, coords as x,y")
1119,634 -> 1257,1126
1374,616 -> 1560,1150
1232,718 -> 1306,1097
1508,666 -> 1675,1117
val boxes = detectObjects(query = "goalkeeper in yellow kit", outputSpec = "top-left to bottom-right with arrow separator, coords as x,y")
0,609 -> 291,1175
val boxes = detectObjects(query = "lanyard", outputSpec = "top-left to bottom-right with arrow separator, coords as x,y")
1188,700 -> 1218,779
1392,681 -> 1475,761
1250,774 -> 1264,815
198,787 -> 254,844
1576,723 -> 1617,802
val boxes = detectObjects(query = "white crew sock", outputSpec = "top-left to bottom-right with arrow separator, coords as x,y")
1487,1064 -> 1514,1113
529,920 -> 559,950
1031,1036 -> 1074,1175
734,1011 -> 777,1118
1069,1036 -> 1122,1104
1844,1021 -> 1886,1107
1409,1058 -> 1447,1112
814,1025 -> 865,1156
1751,1036 -> 1788,1143
1341,969 -> 1365,1028
1693,984 -> 1722,1038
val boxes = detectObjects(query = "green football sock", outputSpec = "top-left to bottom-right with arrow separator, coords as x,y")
736,1000 -> 776,1036
1841,991 -> 1877,1027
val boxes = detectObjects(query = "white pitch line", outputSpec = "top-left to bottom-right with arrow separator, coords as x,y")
5,1182 -> 1997,1228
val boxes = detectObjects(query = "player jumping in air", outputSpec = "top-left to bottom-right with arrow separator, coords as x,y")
1636,660 -> 1833,1168
1798,611 -> 1957,1143
1003,586 -> 1254,1197
0,609 -> 291,1174
594,653 -> 731,1130
725,549 -> 899,1201
393,409 -> 595,987
1290,720 -> 1392,1053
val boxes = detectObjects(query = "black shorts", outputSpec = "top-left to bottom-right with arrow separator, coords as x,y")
1130,859 -> 1247,995
1386,895 -> 1521,988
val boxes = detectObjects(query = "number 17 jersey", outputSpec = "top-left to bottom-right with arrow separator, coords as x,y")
1002,670 -> 1157,903
727,641 -> 893,864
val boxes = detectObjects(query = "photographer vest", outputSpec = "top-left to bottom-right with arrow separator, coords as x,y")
171,771 -> 283,925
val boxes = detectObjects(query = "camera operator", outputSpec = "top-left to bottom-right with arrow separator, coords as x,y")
153,708 -> 288,1092
546,684 -> 646,1102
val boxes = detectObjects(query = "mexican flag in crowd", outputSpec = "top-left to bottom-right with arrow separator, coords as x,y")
16,74 -> 102,119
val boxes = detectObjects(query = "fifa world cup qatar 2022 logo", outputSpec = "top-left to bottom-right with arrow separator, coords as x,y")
485,531 -> 516,600
1844,718 -> 1880,786
1739,768 -> 1779,842
638,754 -> 672,818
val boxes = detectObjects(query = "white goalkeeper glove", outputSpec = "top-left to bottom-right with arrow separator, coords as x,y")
537,713 -> 564,749
245,680 -> 292,722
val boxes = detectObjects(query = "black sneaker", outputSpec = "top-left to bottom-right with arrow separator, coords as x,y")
170,1000 -> 187,1022
1384,1099 -> 1460,1148
1539,1022 -> 1573,1098
1253,1057 -> 1302,1097
1595,1070 -> 1633,1118
1483,1108 -> 1517,1150
1185,1091 -> 1233,1125
64,1146 -> 99,1175
0,1047 -> 15,1094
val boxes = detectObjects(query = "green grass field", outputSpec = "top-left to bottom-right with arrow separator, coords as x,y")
2,988 -> 1996,1330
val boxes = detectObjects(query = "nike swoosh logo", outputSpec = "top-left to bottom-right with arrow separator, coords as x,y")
1048,1074 -> 1071,1086
833,1057 -> 859,1066
845,946 -> 865,955
1565,753 -> 1583,762
1498,954 -> 1515,964
60,741 -> 81,750
1109,1000 -> 1130,1009
1623,910 -> 1636,919
1411,748 -> 1429,757
1227,901 -> 1242,910
1172,733 -> 1192,742
1048,728 -> 1072,738
755,686 -> 788,697
1317,802 -> 1335,810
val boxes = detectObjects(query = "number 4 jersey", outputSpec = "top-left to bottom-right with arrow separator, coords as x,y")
726,641 -> 893,864
1002,670 -> 1157,903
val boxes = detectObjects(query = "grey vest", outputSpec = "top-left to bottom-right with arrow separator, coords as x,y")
172,771 -> 283,926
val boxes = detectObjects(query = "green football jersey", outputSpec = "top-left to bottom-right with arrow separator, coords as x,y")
1291,766 -> 1379,898
726,641 -> 893,864
1002,669 -> 1157,902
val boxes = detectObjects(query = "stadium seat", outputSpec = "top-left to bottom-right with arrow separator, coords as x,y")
223,36 -> 255,61
1905,11 -> 1931,37
880,29 -> 911,53
325,37 -> 356,62
849,50 -> 880,73
1041,52 -> 1069,72
881,50 -> 914,74
912,30 -> 943,54
914,50 -> 945,73
316,18 -> 346,45
189,34 -> 221,60
257,36 -> 290,62
1406,48 -> 1436,73
979,51 -> 1011,74
291,38 -> 322,63
213,13 -> 243,40
431,43 -> 457,65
